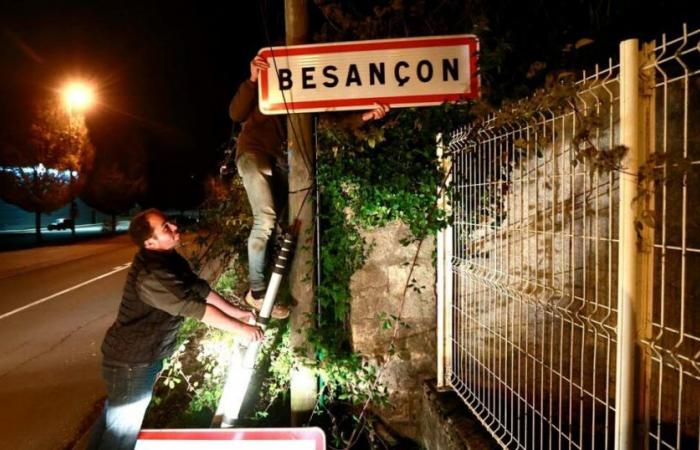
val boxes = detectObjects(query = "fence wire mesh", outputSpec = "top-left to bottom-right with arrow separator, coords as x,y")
639,24 -> 700,450
443,24 -> 700,450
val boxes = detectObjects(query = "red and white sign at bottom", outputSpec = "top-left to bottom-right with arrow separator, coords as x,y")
135,428 -> 325,449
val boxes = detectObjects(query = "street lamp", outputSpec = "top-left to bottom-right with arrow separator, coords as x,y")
61,81 -> 95,236
62,82 -> 94,113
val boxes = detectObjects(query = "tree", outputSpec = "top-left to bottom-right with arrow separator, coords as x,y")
80,134 -> 147,232
311,0 -> 699,105
0,98 -> 94,239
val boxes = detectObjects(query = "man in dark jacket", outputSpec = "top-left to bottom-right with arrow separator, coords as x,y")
230,55 -> 389,318
88,208 -> 263,450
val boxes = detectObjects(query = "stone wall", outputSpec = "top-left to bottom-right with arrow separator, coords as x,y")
349,221 -> 436,440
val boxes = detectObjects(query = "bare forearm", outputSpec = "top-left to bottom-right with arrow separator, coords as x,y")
201,304 -> 246,334
206,291 -> 248,319
201,304 -> 263,341
201,304 -> 244,331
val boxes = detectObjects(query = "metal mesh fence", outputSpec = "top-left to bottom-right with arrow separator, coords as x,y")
440,24 -> 700,450
639,25 -> 700,450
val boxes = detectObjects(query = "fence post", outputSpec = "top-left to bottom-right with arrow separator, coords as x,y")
436,132 -> 453,389
634,40 -> 657,450
615,38 -> 642,450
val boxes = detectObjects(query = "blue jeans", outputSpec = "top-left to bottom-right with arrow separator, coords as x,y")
237,152 -> 288,292
87,359 -> 163,450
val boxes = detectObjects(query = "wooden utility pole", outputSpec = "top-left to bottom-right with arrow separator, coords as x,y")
284,0 -> 317,426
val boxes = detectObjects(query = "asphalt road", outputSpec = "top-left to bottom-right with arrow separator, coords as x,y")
0,222 -> 129,252
0,235 -> 136,450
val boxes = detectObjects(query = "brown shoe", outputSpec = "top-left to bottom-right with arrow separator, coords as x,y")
245,290 -> 290,319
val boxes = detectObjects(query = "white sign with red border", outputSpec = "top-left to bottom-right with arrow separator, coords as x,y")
135,428 -> 325,449
258,34 -> 479,115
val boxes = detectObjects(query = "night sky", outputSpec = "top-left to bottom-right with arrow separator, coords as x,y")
1,1 -> 698,210
0,0 -> 285,208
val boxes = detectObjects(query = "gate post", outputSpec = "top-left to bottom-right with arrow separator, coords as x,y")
615,38 -> 643,450
615,37 -> 657,450
436,132 -> 454,389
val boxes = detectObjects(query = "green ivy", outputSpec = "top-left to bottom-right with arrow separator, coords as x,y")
147,318 -> 234,427
300,102 -> 474,417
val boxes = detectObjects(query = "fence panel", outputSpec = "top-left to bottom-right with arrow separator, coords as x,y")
442,25 -> 700,450
639,25 -> 700,450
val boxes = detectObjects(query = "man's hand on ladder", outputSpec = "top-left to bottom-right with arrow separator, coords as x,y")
240,322 -> 264,343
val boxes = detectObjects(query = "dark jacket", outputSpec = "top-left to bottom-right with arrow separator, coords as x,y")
228,79 -> 368,160
101,248 -> 210,365
229,79 -> 286,160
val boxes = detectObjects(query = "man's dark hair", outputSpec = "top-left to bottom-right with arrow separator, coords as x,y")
128,208 -> 163,247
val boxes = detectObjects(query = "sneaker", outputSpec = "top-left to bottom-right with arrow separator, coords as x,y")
245,290 -> 290,319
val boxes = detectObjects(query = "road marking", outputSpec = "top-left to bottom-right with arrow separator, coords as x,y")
0,262 -> 132,321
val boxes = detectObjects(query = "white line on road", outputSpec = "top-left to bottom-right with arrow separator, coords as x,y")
0,262 -> 131,321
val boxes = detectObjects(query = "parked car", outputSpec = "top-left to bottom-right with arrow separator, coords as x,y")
101,220 -> 112,233
47,218 -> 74,231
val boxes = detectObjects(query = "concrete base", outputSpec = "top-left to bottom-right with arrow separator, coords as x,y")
419,380 -> 499,450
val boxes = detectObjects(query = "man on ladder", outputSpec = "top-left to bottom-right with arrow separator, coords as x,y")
229,54 -> 389,319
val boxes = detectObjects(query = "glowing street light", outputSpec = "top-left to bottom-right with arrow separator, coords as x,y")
60,80 -> 95,236
62,81 -> 95,113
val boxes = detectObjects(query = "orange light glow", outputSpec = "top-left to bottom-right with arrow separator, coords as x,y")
62,82 -> 94,112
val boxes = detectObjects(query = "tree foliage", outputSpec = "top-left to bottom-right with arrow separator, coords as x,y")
0,98 -> 94,234
311,0 -> 695,105
80,133 -> 148,229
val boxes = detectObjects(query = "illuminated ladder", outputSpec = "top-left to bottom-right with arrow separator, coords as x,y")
212,232 -> 296,428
